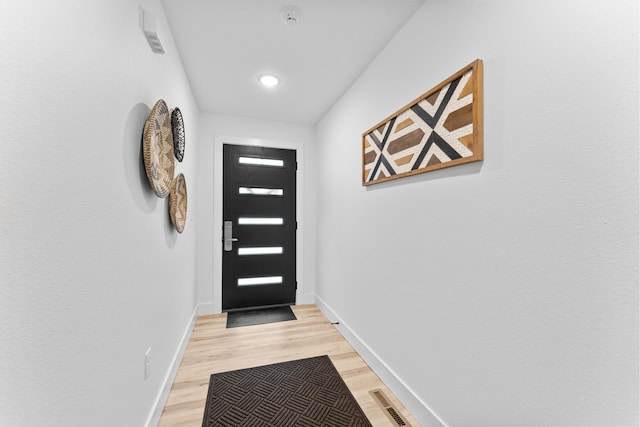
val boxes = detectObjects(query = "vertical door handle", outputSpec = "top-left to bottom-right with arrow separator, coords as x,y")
223,220 -> 239,251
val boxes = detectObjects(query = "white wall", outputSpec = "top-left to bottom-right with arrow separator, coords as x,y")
196,114 -> 316,313
0,1 -> 199,425
315,1 -> 639,426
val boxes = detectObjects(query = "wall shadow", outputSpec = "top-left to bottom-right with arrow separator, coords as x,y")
164,197 -> 178,248
364,160 -> 483,191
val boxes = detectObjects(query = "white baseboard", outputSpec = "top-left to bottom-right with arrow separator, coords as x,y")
314,296 -> 447,427
297,293 -> 316,305
197,302 -> 218,316
197,295 -> 316,316
145,306 -> 198,427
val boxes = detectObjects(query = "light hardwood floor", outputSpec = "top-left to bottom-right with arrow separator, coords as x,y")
158,304 -> 419,426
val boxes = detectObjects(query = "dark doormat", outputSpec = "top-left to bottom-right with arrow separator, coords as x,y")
226,305 -> 297,329
201,355 -> 372,426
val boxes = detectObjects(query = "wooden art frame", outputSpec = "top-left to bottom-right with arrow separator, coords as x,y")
362,59 -> 483,186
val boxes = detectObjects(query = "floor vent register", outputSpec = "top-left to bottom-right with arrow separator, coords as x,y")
369,389 -> 413,426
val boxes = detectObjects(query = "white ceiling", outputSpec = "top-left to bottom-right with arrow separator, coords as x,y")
161,0 -> 425,125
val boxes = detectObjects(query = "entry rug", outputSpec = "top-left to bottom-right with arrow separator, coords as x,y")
201,355 -> 372,427
226,306 -> 297,328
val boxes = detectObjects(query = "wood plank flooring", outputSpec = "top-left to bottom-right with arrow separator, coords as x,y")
158,304 -> 419,426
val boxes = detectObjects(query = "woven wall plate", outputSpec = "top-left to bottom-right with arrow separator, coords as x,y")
171,107 -> 185,162
143,99 -> 175,198
169,173 -> 187,233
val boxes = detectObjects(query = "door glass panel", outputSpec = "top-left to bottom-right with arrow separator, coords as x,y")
238,247 -> 283,256
238,187 -> 284,196
238,156 -> 284,167
237,276 -> 283,286
238,217 -> 284,225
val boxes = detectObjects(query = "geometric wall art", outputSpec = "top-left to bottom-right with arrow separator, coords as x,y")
362,59 -> 483,186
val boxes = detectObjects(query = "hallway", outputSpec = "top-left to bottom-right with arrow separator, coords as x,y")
1,1 -> 637,425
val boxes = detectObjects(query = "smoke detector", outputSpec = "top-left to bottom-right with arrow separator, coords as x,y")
281,6 -> 302,26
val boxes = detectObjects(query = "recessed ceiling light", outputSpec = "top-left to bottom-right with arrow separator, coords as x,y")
259,75 -> 279,87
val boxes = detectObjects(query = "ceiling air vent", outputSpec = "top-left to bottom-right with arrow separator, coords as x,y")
141,8 -> 165,54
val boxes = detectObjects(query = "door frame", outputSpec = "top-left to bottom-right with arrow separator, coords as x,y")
211,135 -> 306,314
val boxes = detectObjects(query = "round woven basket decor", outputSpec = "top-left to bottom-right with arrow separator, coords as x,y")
171,107 -> 185,162
169,173 -> 187,233
143,99 -> 175,198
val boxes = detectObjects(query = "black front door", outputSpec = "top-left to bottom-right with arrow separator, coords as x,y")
222,144 -> 297,311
